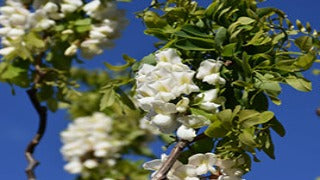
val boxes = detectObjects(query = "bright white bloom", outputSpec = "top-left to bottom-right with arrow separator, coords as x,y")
188,153 -> 217,175
170,165 -> 199,180
64,159 -> 83,174
83,159 -> 98,169
152,114 -> 179,133
0,46 -> 15,56
155,48 -> 182,64
216,159 -> 245,180
177,115 -> 210,129
61,113 -> 124,174
218,168 -> 244,180
176,97 -> 190,113
196,59 -> 226,85
135,49 -> 199,133
61,0 -> 83,14
64,44 -> 78,56
143,153 -> 183,179
196,89 -> 221,112
176,125 -> 196,141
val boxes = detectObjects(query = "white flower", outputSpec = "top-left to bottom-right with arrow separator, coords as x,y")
143,154 -> 183,178
176,97 -> 190,113
170,165 -> 199,180
196,89 -> 221,112
42,2 -> 58,13
31,9 -> 56,30
61,0 -> 83,14
0,46 -> 15,56
152,114 -> 179,133
65,44 -> 78,56
177,115 -> 209,129
83,0 -> 101,16
155,48 -> 182,64
80,39 -> 103,58
196,59 -> 226,85
188,153 -> 217,175
218,168 -> 244,180
61,113 -> 123,174
64,160 -> 83,174
83,159 -> 98,169
176,125 -> 196,141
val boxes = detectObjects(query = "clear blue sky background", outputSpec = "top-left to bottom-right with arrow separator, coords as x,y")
0,0 -> 319,179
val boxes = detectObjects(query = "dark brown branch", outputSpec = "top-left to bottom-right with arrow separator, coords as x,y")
152,133 -> 209,180
25,88 -> 47,180
25,53 -> 47,180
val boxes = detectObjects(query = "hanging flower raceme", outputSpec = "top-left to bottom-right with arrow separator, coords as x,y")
143,153 -> 245,180
60,112 -> 125,174
135,48 -> 225,142
0,0 -> 127,59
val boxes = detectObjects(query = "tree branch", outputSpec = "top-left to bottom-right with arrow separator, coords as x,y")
25,53 -> 47,180
152,139 -> 189,180
152,133 -> 209,180
25,88 -> 47,180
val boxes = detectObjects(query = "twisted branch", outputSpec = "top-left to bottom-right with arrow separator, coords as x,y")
25,54 -> 47,180
25,89 -> 47,180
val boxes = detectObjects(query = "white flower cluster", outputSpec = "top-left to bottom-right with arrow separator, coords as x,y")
0,0 -> 59,55
143,153 -> 245,180
0,0 -> 127,59
136,48 -> 225,141
60,112 -> 124,174
78,0 -> 127,58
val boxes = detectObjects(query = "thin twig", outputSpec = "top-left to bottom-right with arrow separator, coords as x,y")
152,133 -> 209,180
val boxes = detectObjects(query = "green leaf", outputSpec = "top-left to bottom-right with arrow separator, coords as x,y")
192,137 -> 214,153
262,132 -> 275,159
242,111 -> 274,128
47,98 -> 58,112
215,27 -> 227,47
294,36 -> 313,52
269,117 -> 286,137
190,108 -> 217,121
100,88 -> 116,110
205,120 -> 228,138
181,25 -> 212,38
238,110 -> 260,123
74,18 -> 92,26
175,39 -> 217,51
221,43 -> 237,57
294,52 -> 316,70
1,65 -> 25,79
239,129 -> 257,147
217,109 -> 233,129
75,25 -> 91,33
25,32 -> 45,49
285,76 -> 312,92
104,54 -> 136,71
132,53 -> 156,71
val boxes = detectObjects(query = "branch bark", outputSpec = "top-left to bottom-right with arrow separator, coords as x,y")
25,88 -> 47,180
152,133 -> 208,180
25,53 -> 47,180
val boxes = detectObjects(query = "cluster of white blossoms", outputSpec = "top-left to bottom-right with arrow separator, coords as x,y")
0,0 -> 127,59
60,112 -> 124,174
77,0 -> 128,58
135,48 -> 225,141
143,153 -> 245,180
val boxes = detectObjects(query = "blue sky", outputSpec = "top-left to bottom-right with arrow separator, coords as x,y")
0,0 -> 320,179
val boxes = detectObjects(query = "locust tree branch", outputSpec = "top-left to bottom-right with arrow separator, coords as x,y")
25,54 -> 47,180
